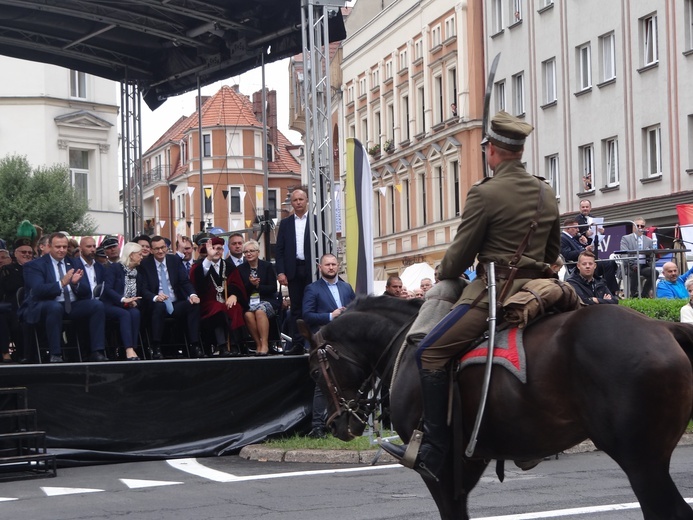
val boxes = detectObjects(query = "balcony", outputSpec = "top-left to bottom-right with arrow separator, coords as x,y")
142,165 -> 170,186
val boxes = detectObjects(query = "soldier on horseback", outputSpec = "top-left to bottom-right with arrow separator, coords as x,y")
381,111 -> 561,480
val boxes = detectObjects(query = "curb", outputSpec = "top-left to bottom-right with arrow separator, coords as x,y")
238,433 -> 693,465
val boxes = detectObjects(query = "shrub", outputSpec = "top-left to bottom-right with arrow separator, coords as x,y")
618,298 -> 687,322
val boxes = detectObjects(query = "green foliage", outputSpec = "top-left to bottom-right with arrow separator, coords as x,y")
262,430 -> 397,451
0,155 -> 95,244
618,298 -> 687,322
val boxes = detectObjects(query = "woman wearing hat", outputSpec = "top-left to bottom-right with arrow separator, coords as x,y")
102,242 -> 144,361
237,240 -> 280,356
189,237 -> 247,356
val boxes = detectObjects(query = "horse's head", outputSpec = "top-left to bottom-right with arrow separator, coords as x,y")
299,296 -> 422,442
300,319 -> 374,440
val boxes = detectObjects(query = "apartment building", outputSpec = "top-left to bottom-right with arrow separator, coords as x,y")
140,85 -> 301,252
340,0 -> 486,279
0,56 -> 121,233
484,0 -> 693,230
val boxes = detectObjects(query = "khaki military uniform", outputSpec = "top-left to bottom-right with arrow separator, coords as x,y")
418,159 -> 560,370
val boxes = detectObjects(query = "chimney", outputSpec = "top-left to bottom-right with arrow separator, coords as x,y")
267,90 -> 278,150
195,95 -> 210,111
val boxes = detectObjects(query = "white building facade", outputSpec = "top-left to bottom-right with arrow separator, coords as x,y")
484,0 -> 693,228
0,57 -> 122,233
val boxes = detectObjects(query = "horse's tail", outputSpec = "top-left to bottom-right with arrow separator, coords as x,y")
663,321 -> 693,369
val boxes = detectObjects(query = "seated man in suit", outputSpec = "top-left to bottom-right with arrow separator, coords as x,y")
302,253 -> 356,438
138,235 -> 203,359
620,218 -> 655,298
560,218 -> 593,275
21,232 -> 107,363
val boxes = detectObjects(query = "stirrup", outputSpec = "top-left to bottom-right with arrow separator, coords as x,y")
402,429 -> 424,468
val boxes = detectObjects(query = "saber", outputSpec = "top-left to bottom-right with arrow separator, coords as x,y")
465,262 -> 497,457
482,53 -> 501,178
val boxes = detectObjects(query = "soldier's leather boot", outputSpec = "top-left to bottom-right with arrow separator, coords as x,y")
380,368 -> 449,481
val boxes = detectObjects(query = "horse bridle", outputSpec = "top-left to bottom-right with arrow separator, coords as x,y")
311,333 -> 377,432
310,315 -> 417,434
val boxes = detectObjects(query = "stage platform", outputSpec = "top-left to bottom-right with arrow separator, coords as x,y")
0,356 -> 313,466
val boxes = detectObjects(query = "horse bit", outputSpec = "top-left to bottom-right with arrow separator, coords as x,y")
311,331 -> 381,433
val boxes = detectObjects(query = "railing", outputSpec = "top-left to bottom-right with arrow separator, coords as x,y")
142,165 -> 171,186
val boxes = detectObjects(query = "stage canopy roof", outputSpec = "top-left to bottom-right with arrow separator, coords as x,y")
0,0 -> 345,110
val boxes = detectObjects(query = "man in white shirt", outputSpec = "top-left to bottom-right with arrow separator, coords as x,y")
175,235 -> 194,274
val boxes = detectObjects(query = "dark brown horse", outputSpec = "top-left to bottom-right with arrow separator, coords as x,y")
301,296 -> 693,520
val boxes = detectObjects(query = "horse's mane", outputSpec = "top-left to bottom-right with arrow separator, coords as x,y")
345,294 -> 424,315
321,295 -> 422,347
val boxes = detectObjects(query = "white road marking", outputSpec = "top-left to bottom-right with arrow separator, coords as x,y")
166,458 -> 402,482
120,478 -> 183,489
41,486 -> 103,496
475,498 -> 693,519
0,497 -> 18,502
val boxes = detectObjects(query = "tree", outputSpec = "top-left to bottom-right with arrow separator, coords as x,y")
0,155 -> 96,244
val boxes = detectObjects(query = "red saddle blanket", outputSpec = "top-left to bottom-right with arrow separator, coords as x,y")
458,327 -> 527,383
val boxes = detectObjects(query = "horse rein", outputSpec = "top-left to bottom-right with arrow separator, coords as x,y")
311,315 -> 417,435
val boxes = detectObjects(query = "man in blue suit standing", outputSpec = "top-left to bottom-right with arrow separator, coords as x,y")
22,232 -> 107,363
275,189 -> 314,355
302,253 -> 356,437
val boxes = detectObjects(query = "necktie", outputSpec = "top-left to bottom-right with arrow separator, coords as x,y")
158,262 -> 174,314
185,261 -> 191,274
57,261 -> 72,313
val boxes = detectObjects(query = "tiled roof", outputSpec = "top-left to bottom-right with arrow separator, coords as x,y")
269,129 -> 300,174
181,85 -> 261,133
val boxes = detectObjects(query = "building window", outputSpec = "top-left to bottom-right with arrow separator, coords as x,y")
403,179 -> 410,230
388,185 -> 396,234
268,189 -> 278,218
359,77 -> 367,96
417,86 -> 426,134
70,70 -> 87,98
414,39 -> 423,60
361,118 -> 368,143
69,149 -> 89,200
434,75 -> 444,124
347,85 -> 354,103
451,160 -> 460,216
444,16 -> 456,39
492,0 -> 503,34
180,140 -> 187,164
599,32 -> 616,82
511,0 -> 522,23
579,144 -> 594,192
374,111 -> 382,148
374,192 -> 381,237
399,49 -> 408,71
371,68 -> 380,87
447,67 -> 457,107
434,166 -> 444,221
546,155 -> 560,198
642,14 -> 658,66
431,25 -> 442,48
543,58 -> 557,104
578,43 -> 591,91
512,72 -> 525,116
202,134 -> 211,157
266,143 -> 274,162
418,171 -> 427,226
230,187 -> 242,213
495,80 -> 506,112
605,138 -> 619,186
401,94 -> 410,141
385,60 -> 393,79
204,186 -> 213,214
645,125 -> 662,177
686,0 -> 693,51
176,193 -> 186,219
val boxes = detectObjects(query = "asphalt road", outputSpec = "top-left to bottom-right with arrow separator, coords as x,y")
2,445 -> 693,519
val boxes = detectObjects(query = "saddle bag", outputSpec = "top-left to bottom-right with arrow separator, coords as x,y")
502,278 -> 582,328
